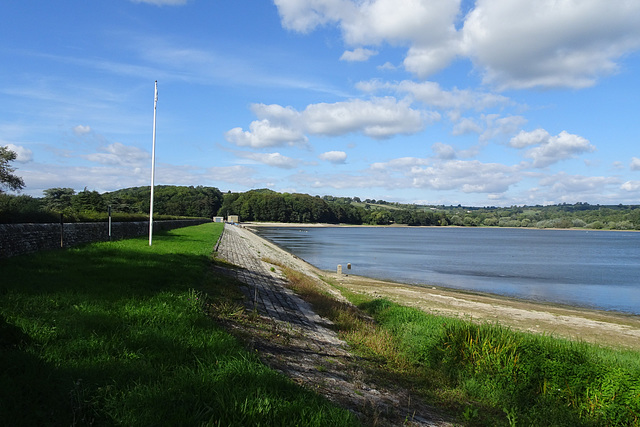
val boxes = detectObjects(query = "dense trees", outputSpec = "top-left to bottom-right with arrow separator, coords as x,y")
0,185 -> 223,223
0,194 -> 52,223
218,189 -> 364,224
1,183 -> 639,230
43,188 -> 76,211
217,191 -> 640,229
106,186 -> 224,218
0,146 -> 25,193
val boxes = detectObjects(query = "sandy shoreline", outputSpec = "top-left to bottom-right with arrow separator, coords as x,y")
239,222 -> 640,350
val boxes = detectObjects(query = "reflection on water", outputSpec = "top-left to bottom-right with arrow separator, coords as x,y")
254,226 -> 640,314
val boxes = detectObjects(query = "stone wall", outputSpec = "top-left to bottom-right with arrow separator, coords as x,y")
0,219 -> 209,259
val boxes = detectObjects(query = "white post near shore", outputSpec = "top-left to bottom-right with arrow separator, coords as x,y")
149,80 -> 158,246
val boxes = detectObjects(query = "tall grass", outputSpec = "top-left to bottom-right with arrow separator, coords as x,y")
0,223 -> 357,426
269,261 -> 640,426
359,299 -> 640,426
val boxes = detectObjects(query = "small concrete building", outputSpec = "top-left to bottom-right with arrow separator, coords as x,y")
227,215 -> 239,223
212,216 -> 224,223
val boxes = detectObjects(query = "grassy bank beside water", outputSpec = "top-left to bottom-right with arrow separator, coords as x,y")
357,299 -> 640,426
275,262 -> 640,426
0,223 -> 357,426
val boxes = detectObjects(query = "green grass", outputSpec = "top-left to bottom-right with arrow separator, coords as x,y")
268,264 -> 640,426
0,223 -> 357,426
356,299 -> 640,426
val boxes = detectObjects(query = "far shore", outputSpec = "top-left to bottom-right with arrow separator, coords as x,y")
235,222 -> 640,350
242,221 -> 639,232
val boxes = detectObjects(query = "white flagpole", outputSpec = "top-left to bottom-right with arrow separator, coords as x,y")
149,80 -> 158,246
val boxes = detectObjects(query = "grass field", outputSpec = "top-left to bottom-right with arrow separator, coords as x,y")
0,223 -> 357,426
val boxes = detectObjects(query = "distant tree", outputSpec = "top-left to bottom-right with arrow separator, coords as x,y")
101,185 -> 223,217
368,210 -> 392,225
0,146 -> 25,193
71,189 -> 106,212
218,192 -> 240,218
392,209 -> 412,225
43,188 -> 75,211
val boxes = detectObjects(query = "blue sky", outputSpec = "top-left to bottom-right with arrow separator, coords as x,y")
2,0 -> 640,206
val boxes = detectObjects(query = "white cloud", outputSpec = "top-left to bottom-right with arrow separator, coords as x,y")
461,0 -> 640,90
611,161 -> 625,170
273,0 -> 344,33
83,142 -> 150,167
276,0 -> 640,89
367,156 -> 520,194
431,142 -> 456,160
276,0 -> 459,45
238,151 -> 299,169
5,144 -> 33,163
370,156 -> 428,171
403,40 -> 461,78
292,171 -> 389,190
340,48 -> 377,62
225,120 -> 308,148
319,151 -> 347,164
621,181 -> 640,191
303,98 -> 429,138
206,165 -> 259,187
275,0 -> 461,76
631,157 -> 640,171
73,125 -> 92,135
377,62 -> 396,71
409,160 -> 521,193
509,128 -> 550,148
539,173 -> 620,199
18,163 -> 150,196
226,97 -> 431,148
480,114 -> 527,142
357,79 -> 511,111
511,130 -> 596,168
452,117 -> 483,136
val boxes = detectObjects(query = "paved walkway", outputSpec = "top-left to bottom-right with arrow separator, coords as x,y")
215,223 -> 452,426
216,224 -> 308,324
215,224 -> 345,350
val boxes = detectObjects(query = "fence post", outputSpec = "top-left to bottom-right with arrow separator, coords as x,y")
60,213 -> 64,248
108,206 -> 112,241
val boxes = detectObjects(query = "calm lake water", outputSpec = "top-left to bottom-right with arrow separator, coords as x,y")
253,226 -> 640,315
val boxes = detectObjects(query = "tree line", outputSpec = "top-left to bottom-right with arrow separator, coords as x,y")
1,185 -> 639,230
1,144 -> 639,228
0,186 -> 224,223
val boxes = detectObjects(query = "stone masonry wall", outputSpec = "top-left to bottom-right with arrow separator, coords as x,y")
0,219 -> 209,259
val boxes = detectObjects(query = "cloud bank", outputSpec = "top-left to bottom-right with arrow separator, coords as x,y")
275,0 -> 640,90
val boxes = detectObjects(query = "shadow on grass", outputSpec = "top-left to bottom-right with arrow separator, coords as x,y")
0,227 -> 358,426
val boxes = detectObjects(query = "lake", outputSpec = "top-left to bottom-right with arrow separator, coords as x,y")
252,226 -> 640,315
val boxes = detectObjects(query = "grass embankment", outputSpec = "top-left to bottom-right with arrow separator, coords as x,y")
275,262 -> 640,426
0,223 -> 357,426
